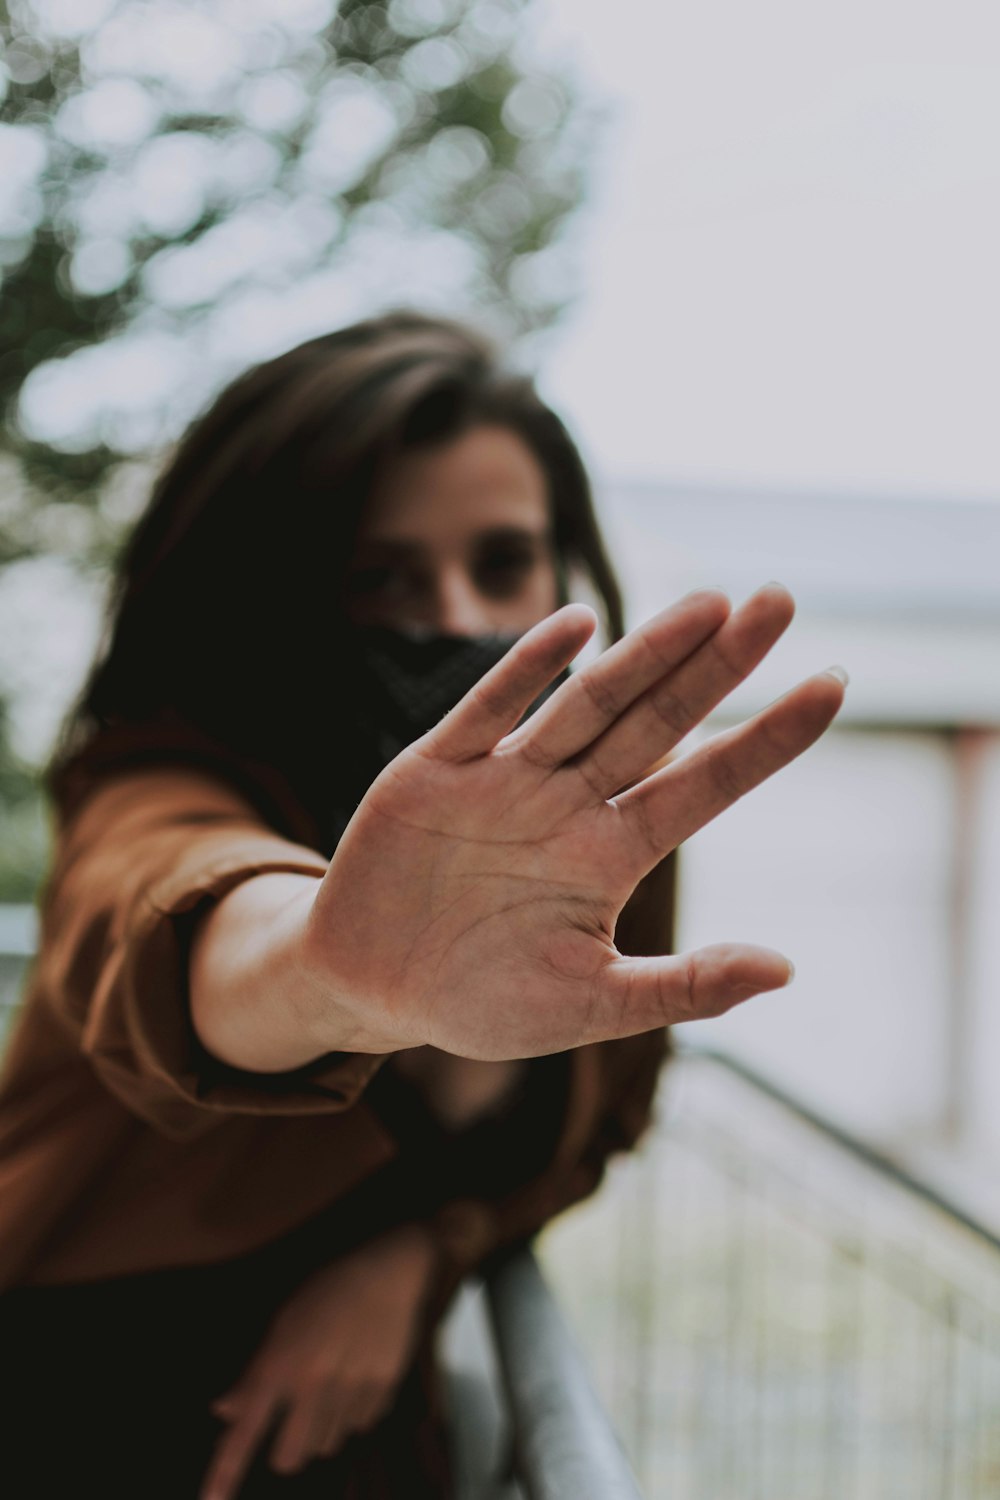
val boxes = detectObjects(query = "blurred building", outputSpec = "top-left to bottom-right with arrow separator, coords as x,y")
603,481 -> 1000,1220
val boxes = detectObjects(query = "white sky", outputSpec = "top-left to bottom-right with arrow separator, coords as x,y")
534,0 -> 1000,501
11,0 -> 1000,503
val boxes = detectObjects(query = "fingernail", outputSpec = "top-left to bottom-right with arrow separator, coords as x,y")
784,959 -> 796,984
826,665 -> 849,686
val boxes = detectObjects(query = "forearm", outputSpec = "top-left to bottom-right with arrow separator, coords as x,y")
189,872 -> 399,1072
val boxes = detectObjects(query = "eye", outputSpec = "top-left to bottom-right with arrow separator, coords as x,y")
473,543 -> 538,598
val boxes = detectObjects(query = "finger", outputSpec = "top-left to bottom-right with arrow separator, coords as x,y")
570,584 -> 794,799
348,1379 -> 393,1436
200,1392 -> 276,1500
317,1406 -> 350,1459
508,589 -> 731,771
270,1389 -> 330,1476
582,942 -> 796,1042
316,1383 -> 378,1458
322,1373 -> 397,1456
614,668 -> 847,870
422,604 -> 597,762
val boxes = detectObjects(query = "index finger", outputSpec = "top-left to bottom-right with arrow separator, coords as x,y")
420,604 -> 597,762
200,1393 -> 276,1500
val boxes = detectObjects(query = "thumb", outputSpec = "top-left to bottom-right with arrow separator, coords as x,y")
587,943 -> 795,1042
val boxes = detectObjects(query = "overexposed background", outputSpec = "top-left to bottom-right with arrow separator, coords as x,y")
536,0 -> 1000,1209
539,0 -> 1000,501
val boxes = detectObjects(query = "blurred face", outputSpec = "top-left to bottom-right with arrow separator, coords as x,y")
343,425 -> 560,636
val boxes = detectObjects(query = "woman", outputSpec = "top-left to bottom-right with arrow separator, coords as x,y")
0,312 -> 844,1498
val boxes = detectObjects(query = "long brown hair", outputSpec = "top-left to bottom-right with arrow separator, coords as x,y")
50,311 -> 624,840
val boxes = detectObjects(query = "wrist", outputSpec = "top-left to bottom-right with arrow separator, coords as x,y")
348,1223 -> 440,1312
287,883 -> 405,1057
391,1222 -> 440,1282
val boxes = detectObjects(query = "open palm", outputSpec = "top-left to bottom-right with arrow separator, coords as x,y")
304,584 -> 845,1059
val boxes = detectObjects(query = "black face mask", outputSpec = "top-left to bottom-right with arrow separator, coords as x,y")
321,624 -> 565,850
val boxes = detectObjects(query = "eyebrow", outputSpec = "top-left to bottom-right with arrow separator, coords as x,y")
353,524 -> 552,559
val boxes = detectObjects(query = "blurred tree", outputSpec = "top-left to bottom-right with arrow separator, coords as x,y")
0,0 -> 594,900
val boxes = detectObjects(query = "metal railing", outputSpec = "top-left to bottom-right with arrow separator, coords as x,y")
486,1249 -> 644,1500
443,1248 -> 645,1500
541,1046 -> 1000,1499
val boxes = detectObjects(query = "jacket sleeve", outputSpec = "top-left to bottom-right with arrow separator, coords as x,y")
422,854 -> 676,1318
35,766 -> 388,1139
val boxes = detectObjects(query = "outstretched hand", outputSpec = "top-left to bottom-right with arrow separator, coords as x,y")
300,584 -> 845,1060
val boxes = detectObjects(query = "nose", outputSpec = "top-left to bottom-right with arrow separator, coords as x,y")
430,565 -> 494,637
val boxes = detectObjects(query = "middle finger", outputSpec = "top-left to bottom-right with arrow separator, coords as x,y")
508,588 -> 731,770
568,584 -> 795,800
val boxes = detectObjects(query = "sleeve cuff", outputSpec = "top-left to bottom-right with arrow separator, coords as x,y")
82,841 -> 389,1138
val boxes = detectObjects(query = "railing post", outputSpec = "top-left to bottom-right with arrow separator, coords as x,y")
486,1248 -> 645,1500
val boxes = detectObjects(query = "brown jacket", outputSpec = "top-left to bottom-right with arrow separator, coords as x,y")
0,764 -> 671,1300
